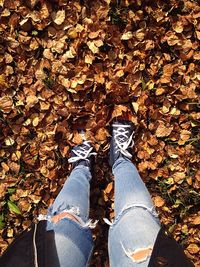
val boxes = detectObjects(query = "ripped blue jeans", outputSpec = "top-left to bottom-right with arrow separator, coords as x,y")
108,158 -> 161,267
42,158 -> 161,267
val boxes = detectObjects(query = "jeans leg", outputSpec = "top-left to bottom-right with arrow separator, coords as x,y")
108,158 -> 161,267
43,165 -> 94,267
113,158 -> 156,217
48,165 -> 91,221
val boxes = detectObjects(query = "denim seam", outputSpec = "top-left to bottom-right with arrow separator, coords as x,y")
109,204 -> 159,229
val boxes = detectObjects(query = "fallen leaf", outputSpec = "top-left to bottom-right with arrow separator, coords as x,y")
156,122 -> 173,137
0,96 -> 13,113
5,137 -> 15,146
95,128 -> 109,141
154,196 -> 165,207
192,216 -> 200,225
32,117 -> 39,127
7,200 -> 21,215
172,21 -> 184,33
52,10 -> 65,25
187,244 -> 199,254
121,31 -> 133,40
26,95 -> 38,108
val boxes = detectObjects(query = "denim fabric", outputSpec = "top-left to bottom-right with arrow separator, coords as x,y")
45,165 -> 94,267
48,165 -> 92,221
108,158 -> 161,267
44,158 -> 160,267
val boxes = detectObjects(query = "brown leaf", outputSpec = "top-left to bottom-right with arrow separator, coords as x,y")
52,10 -> 65,25
9,162 -> 20,174
156,122 -> 173,137
172,21 -> 184,33
104,182 -> 113,194
173,172 -> 186,183
72,132 -> 83,145
0,74 -> 9,88
0,96 -> 13,113
95,128 -> 109,142
26,95 -> 38,108
192,216 -> 200,225
89,31 -> 101,39
154,196 -> 165,207
112,105 -> 128,118
187,244 -> 199,255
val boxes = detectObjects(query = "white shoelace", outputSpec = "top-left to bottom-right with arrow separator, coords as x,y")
113,124 -> 134,158
68,141 -> 97,163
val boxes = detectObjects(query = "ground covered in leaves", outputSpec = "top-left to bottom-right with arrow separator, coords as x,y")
0,0 -> 200,266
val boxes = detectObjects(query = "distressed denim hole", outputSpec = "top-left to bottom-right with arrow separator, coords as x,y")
121,244 -> 153,263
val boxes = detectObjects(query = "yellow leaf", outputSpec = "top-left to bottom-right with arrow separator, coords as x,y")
52,10 -> 65,25
0,74 -> 9,88
121,31 -> 133,40
26,95 -> 38,108
132,102 -> 139,113
154,196 -> 165,207
173,21 -> 184,33
32,117 -> 39,127
187,244 -> 199,255
5,137 -> 15,146
68,28 -> 78,39
87,41 -> 99,54
85,54 -> 94,64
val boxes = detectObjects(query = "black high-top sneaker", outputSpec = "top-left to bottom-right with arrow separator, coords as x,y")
109,120 -> 135,167
68,140 -> 96,169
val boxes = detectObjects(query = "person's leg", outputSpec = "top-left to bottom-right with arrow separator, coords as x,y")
108,121 -> 160,267
40,141 -> 96,267
48,165 -> 91,222
108,157 -> 161,267
113,158 -> 157,217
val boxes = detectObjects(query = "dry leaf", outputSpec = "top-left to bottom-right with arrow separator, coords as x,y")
95,128 -> 109,141
104,182 -> 113,194
173,21 -> 184,33
173,172 -> 185,183
112,105 -> 128,118
52,10 -> 65,25
192,216 -> 200,225
156,122 -> 173,137
68,28 -> 78,39
0,96 -> 13,113
26,95 -> 38,108
5,137 -> 15,146
32,117 -> 39,127
121,31 -> 133,40
72,132 -> 83,144
0,74 -> 9,88
87,41 -> 99,54
154,196 -> 165,207
187,244 -> 199,255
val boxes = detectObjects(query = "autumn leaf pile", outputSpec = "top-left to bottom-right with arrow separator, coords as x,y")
0,0 -> 200,266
